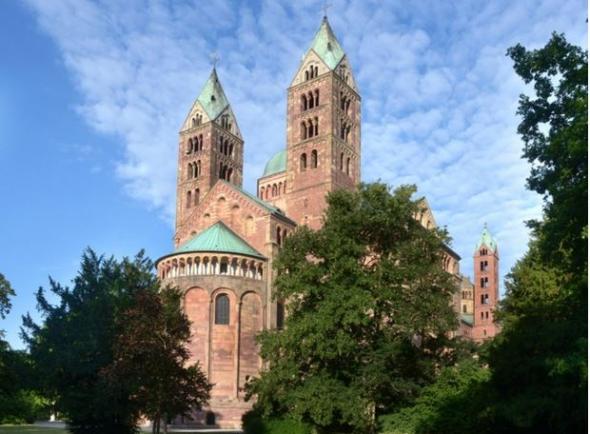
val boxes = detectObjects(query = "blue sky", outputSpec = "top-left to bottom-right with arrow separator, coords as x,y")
0,0 -> 586,349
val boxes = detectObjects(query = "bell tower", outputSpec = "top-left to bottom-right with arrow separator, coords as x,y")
284,17 -> 361,229
175,68 -> 244,243
472,224 -> 500,341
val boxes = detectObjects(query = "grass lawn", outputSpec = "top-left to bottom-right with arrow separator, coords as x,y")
0,427 -> 68,434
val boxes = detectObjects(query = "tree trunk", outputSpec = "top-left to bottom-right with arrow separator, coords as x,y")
163,413 -> 168,434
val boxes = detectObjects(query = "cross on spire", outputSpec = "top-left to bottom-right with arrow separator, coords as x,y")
209,52 -> 220,69
322,0 -> 332,18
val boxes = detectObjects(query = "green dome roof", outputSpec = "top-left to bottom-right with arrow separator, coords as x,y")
262,150 -> 287,177
175,221 -> 264,259
475,224 -> 498,253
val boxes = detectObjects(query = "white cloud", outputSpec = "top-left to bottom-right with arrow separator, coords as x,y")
24,0 -> 587,290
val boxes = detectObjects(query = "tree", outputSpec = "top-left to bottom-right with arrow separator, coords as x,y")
0,273 -> 15,322
507,32 -> 587,285
480,33 -> 588,433
247,183 -> 459,434
22,250 -> 149,434
102,287 -> 211,434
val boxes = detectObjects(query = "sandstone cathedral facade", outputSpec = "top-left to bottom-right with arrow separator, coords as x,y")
155,17 -> 500,429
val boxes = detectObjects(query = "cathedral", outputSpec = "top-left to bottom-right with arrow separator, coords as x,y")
155,17 -> 500,429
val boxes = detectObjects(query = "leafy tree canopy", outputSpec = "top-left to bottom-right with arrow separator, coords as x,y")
22,249 -> 210,434
248,183 -> 460,434
0,273 -> 15,321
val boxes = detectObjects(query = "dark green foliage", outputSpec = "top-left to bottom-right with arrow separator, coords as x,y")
21,249 -> 211,434
102,287 -> 211,434
248,184 -> 459,433
470,33 -> 588,434
379,359 -> 492,434
0,273 -> 15,321
243,410 -> 312,434
0,346 -> 49,424
507,32 -> 588,283
22,250 -> 152,434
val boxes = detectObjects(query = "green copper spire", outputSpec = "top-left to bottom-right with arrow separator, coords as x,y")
475,223 -> 498,253
196,68 -> 230,120
175,221 -> 264,259
308,16 -> 345,70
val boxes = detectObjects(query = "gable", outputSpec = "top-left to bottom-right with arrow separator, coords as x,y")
290,50 -> 332,87
180,100 -> 210,132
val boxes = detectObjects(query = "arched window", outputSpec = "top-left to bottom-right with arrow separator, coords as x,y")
192,117 -> 196,127
276,226 -> 282,246
300,153 -> 307,171
301,94 -> 308,111
308,91 -> 314,109
311,150 -> 318,168
229,143 -> 234,157
187,163 -> 193,179
186,191 -> 192,208
314,89 -> 319,106
196,161 -> 201,178
187,138 -> 193,154
260,186 -> 265,198
206,411 -> 216,426
314,66 -> 318,77
278,182 -> 282,195
307,119 -> 314,138
276,301 -> 285,329
301,121 -> 307,140
314,117 -> 319,136
305,70 -> 309,81
346,157 -> 351,175
272,184 -> 277,196
340,153 -> 344,171
195,188 -> 200,205
215,294 -> 230,325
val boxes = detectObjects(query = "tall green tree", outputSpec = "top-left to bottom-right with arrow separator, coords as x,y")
482,33 -> 587,433
22,250 -> 152,434
102,287 -> 211,434
0,273 -> 15,323
247,184 -> 459,434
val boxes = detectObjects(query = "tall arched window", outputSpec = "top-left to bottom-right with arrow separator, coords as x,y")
301,121 -> 307,140
346,157 -> 351,175
311,150 -> 318,168
308,91 -> 314,109
186,190 -> 192,208
276,301 -> 285,330
314,89 -> 319,106
307,119 -> 313,138
340,153 -> 344,171
187,138 -> 193,154
314,117 -> 319,136
215,294 -> 230,325
300,153 -> 307,171
301,94 -> 308,111
195,188 -> 200,205
196,160 -> 201,178
272,184 -> 278,196
187,163 -> 193,179
276,226 -> 282,246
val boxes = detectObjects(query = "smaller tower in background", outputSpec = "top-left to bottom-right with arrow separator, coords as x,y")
472,224 -> 500,341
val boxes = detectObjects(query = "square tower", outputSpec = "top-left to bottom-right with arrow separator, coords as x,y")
175,68 -> 244,244
284,17 -> 361,229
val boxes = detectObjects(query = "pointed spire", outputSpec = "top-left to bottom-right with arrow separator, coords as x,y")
476,224 -> 498,253
308,16 -> 345,70
196,67 -> 230,121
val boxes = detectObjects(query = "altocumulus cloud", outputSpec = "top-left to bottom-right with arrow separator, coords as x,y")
24,0 -> 586,288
